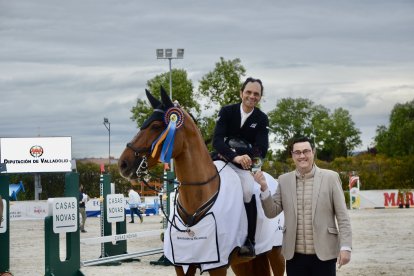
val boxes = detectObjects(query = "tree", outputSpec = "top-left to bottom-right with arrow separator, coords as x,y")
268,98 -> 329,159
322,108 -> 362,159
198,57 -> 246,109
375,99 -> 414,157
268,98 -> 361,161
130,58 -> 246,146
197,57 -> 247,144
268,98 -> 328,143
130,69 -> 197,128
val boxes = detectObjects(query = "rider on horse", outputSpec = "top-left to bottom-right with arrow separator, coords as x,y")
212,77 -> 269,258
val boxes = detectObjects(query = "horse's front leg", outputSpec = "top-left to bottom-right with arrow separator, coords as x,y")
266,246 -> 285,276
175,265 -> 197,276
208,266 -> 228,276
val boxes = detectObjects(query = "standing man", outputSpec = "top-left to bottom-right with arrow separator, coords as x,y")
128,188 -> 143,223
212,77 -> 269,257
255,136 -> 352,275
79,185 -> 89,233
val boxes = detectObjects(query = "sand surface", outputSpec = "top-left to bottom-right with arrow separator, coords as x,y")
5,207 -> 414,275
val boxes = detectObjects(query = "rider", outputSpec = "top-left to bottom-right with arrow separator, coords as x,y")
212,77 -> 269,257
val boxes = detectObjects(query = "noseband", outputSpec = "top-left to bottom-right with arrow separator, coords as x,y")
126,142 -> 152,180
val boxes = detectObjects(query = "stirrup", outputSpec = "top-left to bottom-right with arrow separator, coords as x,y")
238,240 -> 256,258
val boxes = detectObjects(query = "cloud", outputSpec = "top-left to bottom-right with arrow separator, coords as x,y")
1,0 -> 413,158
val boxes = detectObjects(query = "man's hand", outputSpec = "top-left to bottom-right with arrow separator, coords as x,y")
337,250 -> 351,268
233,154 -> 252,170
253,170 -> 268,192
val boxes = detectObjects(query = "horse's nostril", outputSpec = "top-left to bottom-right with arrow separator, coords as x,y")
120,159 -> 128,170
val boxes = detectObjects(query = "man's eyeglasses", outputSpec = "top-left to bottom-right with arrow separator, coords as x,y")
292,149 -> 313,157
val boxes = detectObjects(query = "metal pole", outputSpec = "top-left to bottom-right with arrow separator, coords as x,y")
168,58 -> 172,99
103,118 -> 111,168
108,122 -> 111,167
99,174 -> 104,257
168,58 -> 174,172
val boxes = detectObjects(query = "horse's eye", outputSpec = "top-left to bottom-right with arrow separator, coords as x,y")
150,123 -> 163,131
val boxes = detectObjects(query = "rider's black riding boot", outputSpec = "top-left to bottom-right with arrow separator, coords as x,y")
239,195 -> 257,257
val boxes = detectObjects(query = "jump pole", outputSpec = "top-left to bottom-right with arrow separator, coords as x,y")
82,248 -> 163,266
81,173 -> 161,266
81,229 -> 163,245
80,228 -> 165,266
79,173 -> 128,267
81,173 -> 167,267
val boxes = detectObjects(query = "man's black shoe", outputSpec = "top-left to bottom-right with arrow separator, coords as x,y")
238,239 -> 255,257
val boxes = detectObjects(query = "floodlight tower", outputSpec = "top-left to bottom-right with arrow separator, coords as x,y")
156,48 -> 184,99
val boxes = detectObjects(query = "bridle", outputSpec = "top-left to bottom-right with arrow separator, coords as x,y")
125,117 -> 228,231
126,127 -> 223,187
126,142 -> 152,181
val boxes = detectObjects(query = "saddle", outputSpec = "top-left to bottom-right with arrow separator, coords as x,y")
212,138 -> 262,171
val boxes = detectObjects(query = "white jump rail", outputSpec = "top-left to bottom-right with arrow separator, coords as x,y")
82,247 -> 164,266
80,229 -> 163,245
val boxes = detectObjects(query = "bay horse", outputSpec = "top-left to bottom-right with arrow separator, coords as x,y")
118,87 -> 285,276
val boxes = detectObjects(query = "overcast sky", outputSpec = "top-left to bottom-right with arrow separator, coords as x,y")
1,0 -> 413,159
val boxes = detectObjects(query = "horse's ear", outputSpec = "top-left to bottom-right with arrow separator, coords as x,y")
146,89 -> 161,108
160,86 -> 174,108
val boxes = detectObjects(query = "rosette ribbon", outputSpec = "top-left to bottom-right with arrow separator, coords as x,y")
150,107 -> 184,164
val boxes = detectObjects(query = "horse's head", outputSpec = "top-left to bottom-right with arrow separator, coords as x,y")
118,87 -> 188,180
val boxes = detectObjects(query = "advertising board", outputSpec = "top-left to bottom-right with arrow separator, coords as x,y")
0,137 -> 72,173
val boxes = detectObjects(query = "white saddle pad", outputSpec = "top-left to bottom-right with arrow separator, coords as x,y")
163,161 -> 284,273
169,212 -> 219,265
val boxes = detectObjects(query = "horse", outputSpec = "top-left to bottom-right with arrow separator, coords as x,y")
118,87 -> 285,276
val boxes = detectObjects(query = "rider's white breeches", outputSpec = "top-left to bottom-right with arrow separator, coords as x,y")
229,163 -> 255,203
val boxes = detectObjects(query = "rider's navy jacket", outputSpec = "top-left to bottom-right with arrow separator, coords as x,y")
212,103 -> 269,163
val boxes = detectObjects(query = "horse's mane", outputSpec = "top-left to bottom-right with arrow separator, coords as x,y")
185,110 -> 212,146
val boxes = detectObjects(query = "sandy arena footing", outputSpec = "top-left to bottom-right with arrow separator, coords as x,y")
6,208 -> 414,276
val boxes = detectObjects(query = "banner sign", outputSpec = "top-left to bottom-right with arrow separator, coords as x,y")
0,137 -> 72,173
349,190 -> 414,209
48,197 -> 78,233
8,197 -> 158,220
106,194 -> 125,223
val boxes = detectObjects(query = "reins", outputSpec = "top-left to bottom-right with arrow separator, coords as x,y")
139,162 -> 229,233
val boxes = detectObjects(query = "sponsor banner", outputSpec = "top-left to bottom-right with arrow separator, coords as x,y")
9,200 -> 49,220
0,137 -> 72,173
8,196 -> 160,220
106,194 -> 125,223
48,197 -> 78,233
6,191 -> 412,221
353,190 -> 414,209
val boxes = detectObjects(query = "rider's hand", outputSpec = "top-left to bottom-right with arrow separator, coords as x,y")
233,155 -> 252,170
253,171 -> 268,192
